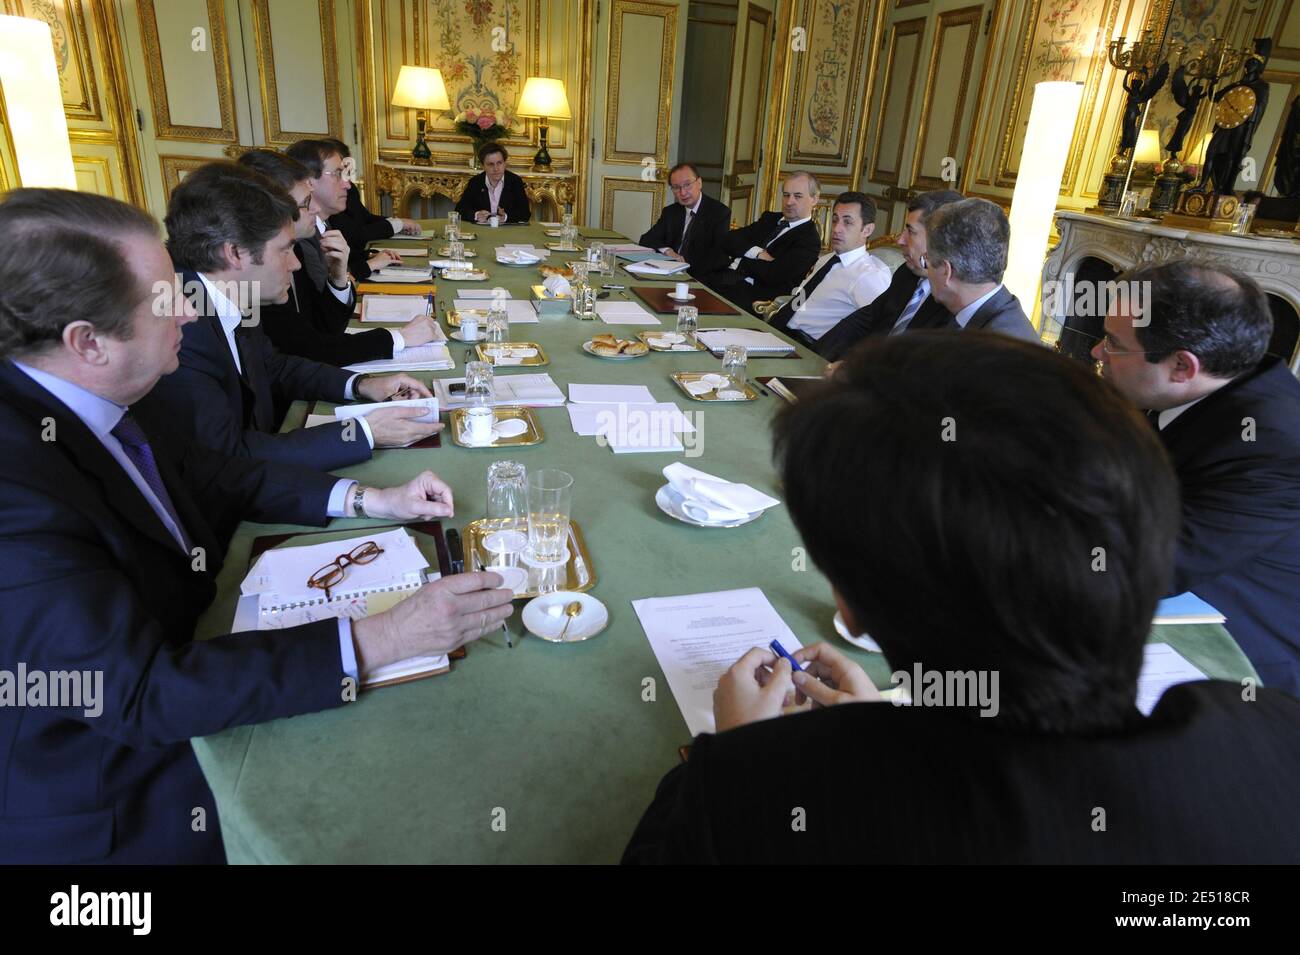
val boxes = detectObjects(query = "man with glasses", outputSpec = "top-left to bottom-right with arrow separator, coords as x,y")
639,162 -> 732,276
317,137 -> 421,281
1093,260 -> 1300,695
286,139 -> 402,289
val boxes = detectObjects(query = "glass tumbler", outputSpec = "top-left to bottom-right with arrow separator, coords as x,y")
486,461 -> 529,560
527,469 -> 573,564
676,305 -> 699,345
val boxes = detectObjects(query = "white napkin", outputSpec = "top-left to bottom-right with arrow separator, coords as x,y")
543,274 -> 572,297
663,463 -> 780,522
496,248 -> 542,264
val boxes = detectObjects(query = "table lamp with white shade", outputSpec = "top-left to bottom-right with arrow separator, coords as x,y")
516,77 -> 571,172
391,65 -> 450,165
0,15 -> 76,188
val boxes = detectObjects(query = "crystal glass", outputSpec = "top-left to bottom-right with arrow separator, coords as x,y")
560,223 -> 578,249
446,212 -> 460,240
586,241 -> 604,267
561,211 -> 574,229
527,469 -> 573,564
485,461 -> 529,560
722,344 -> 748,386
464,361 -> 495,445
449,240 -> 465,267
600,245 -> 616,277
486,307 -> 509,348
676,305 -> 699,345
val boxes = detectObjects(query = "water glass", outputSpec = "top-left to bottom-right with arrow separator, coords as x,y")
586,242 -> 604,267
561,211 -> 574,229
447,212 -> 460,239
600,246 -> 616,278
449,240 -> 465,267
527,469 -> 573,564
561,223 -> 578,249
465,360 -> 494,405
676,305 -> 699,345
722,344 -> 748,386
486,461 -> 529,559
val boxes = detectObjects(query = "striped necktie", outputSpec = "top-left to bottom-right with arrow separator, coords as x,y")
889,279 -> 930,334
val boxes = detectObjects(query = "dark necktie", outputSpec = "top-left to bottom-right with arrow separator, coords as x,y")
111,413 -> 192,553
772,255 -> 840,329
765,219 -> 792,246
677,209 -> 694,254
300,234 -> 328,291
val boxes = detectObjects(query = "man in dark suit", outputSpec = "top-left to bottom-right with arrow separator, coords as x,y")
135,161 -> 441,472
1094,260 -> 1300,695
917,197 -> 1038,341
238,149 -> 440,366
454,143 -> 531,224
817,189 -> 963,361
285,139 -> 403,286
317,137 -> 420,281
0,188 -> 514,863
624,333 -> 1300,864
638,162 -> 731,276
700,172 -> 822,314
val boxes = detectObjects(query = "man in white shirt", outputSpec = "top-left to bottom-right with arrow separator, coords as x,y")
772,191 -> 891,342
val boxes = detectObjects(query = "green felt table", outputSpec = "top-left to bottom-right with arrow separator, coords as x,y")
190,219 -> 1259,863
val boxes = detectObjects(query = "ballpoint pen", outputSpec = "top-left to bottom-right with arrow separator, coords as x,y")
769,639 -> 804,672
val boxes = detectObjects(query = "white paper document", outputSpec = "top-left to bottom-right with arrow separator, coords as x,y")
632,588 -> 804,736
451,300 -> 538,323
369,246 -> 428,258
1136,643 -> 1209,716
595,301 -> 660,325
457,288 -> 512,299
625,258 -> 691,276
566,402 -> 695,436
333,396 -> 440,424
696,327 -> 795,354
343,341 -> 453,373
568,383 -> 657,405
359,295 -> 429,323
242,528 -> 428,603
433,373 -> 566,409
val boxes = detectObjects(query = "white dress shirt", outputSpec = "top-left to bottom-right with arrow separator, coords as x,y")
196,273 -> 375,450
786,245 -> 893,340
12,360 -> 361,682
1157,394 -> 1210,430
951,284 -> 1003,329
486,175 -> 505,216
732,216 -> 813,284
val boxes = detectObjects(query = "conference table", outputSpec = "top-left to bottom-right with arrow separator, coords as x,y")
191,218 -> 1260,863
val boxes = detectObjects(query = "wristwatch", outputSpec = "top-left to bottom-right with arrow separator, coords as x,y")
352,485 -> 368,518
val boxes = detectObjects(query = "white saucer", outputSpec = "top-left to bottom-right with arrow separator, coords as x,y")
450,329 -> 483,342
655,484 -> 762,528
481,563 -> 528,594
459,418 -> 529,445
833,610 -> 881,652
522,591 -> 609,642
441,269 -> 488,281
668,293 -> 695,302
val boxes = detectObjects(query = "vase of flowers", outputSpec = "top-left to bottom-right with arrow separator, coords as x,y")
454,108 -> 511,169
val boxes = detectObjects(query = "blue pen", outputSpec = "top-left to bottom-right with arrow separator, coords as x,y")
424,291 -> 434,319
769,639 -> 803,672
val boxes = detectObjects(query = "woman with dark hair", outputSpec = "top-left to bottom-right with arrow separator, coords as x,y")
453,142 -> 532,224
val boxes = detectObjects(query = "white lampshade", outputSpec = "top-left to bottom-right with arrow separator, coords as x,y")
1135,128 -> 1162,163
391,65 -> 450,110
0,15 -> 76,189
1005,81 -> 1084,328
517,77 -> 571,119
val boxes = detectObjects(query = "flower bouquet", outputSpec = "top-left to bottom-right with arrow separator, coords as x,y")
453,108 -> 511,167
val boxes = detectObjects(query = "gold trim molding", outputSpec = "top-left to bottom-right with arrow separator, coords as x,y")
868,17 -> 925,186
603,0 -> 678,165
250,0 -> 343,147
599,177 -> 663,231
910,5 -> 981,192
137,0 -> 239,143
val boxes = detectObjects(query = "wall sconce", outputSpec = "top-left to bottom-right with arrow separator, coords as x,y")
1006,81 -> 1084,328
0,15 -> 76,188
516,77 -> 571,172
391,65 -> 450,165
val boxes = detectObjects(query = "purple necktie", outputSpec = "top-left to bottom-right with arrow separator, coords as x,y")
111,413 -> 192,553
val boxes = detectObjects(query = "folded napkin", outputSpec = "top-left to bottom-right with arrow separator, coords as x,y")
496,248 -> 542,264
663,462 -> 780,522
542,274 -> 572,297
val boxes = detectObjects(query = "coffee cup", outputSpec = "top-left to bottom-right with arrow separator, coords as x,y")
466,406 -> 495,444
675,282 -> 690,299
460,316 -> 480,340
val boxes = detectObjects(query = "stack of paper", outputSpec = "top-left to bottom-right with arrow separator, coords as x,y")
1136,643 -> 1208,715
235,529 -> 449,689
457,288 -> 512,300
433,373 -> 566,409
333,397 -> 439,424
696,327 -> 795,355
343,341 -> 453,373
626,258 -> 691,276
359,294 -> 430,323
607,243 -> 652,253
1154,592 -> 1226,625
566,401 -> 695,454
452,299 -> 540,323
594,301 -> 660,325
368,265 -> 434,282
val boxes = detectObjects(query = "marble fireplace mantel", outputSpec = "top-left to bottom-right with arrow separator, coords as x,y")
1042,211 -> 1300,376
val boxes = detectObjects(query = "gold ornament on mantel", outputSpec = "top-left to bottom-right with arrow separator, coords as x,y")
1092,30 -> 1169,214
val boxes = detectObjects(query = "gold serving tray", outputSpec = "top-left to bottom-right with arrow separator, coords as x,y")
463,517 -> 596,598
671,371 -> 760,401
545,242 -> 583,252
447,406 -> 543,448
476,341 -> 549,366
637,331 -> 709,352
437,246 -> 478,257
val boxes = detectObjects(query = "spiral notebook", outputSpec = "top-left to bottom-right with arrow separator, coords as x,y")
233,525 -> 461,688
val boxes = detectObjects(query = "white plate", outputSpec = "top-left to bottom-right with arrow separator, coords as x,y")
522,591 -> 609,643
495,257 -> 541,268
833,610 -> 881,652
480,563 -> 528,594
668,293 -> 695,302
582,340 -> 647,360
654,484 -> 762,528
